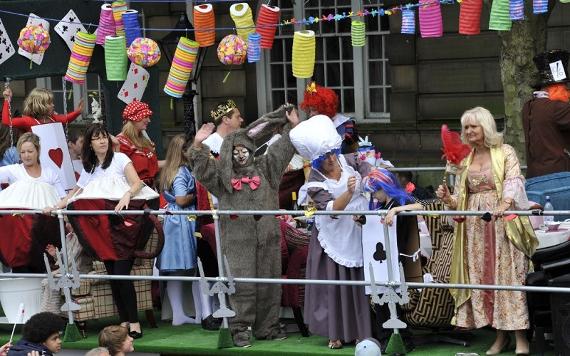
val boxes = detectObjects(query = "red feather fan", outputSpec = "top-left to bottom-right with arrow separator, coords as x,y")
441,124 -> 471,165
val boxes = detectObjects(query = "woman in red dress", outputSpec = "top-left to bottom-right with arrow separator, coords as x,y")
2,87 -> 83,131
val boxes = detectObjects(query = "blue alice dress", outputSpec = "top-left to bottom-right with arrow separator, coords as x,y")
157,166 -> 197,274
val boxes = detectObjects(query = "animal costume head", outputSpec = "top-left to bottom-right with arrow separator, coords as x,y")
218,104 -> 295,192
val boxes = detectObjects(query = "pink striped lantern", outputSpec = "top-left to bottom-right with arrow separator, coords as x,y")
419,0 -> 443,38
459,0 -> 483,35
96,4 -> 116,45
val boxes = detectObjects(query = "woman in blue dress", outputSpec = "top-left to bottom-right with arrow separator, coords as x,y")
157,134 -> 201,326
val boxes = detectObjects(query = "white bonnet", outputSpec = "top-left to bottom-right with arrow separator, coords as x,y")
289,114 -> 342,162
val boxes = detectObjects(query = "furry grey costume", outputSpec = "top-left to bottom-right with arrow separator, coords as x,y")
187,105 -> 296,340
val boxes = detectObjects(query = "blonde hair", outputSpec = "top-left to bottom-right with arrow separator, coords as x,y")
98,325 -> 128,356
23,88 -> 54,120
17,132 -> 41,164
160,134 -> 187,192
120,121 -> 154,150
460,106 -> 503,148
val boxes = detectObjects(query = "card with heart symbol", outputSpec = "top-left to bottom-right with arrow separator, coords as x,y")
18,13 -> 50,65
362,215 -> 401,295
32,123 -> 76,190
54,10 -> 88,51
117,63 -> 150,104
0,18 -> 16,66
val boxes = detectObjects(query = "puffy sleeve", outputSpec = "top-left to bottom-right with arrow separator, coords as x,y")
502,144 -> 529,209
0,165 -> 16,183
173,166 -> 195,197
307,184 -> 335,211
186,144 -> 224,197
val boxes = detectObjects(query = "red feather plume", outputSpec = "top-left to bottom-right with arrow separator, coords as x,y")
441,124 -> 471,165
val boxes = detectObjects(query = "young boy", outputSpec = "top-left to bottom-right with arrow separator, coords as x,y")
7,312 -> 66,356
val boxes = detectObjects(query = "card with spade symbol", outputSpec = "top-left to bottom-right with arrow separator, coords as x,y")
54,10 -> 88,51
362,215 -> 401,295
18,13 -> 50,65
117,63 -> 150,104
0,19 -> 16,66
32,123 -> 77,189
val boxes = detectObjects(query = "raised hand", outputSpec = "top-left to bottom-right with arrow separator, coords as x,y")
347,176 -> 356,194
193,123 -> 215,146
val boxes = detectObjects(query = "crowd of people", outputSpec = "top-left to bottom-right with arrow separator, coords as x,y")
0,48 -> 568,356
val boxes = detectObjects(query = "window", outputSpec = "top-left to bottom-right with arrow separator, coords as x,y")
258,0 -> 391,121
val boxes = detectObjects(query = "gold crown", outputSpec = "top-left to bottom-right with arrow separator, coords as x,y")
210,99 -> 237,122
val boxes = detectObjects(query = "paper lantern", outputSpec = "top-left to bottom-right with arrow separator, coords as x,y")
351,20 -> 366,47
96,4 -> 115,45
194,4 -> 215,47
419,0 -> 443,38
217,34 -> 248,65
247,32 -> 261,63
122,10 -> 142,47
292,30 -> 316,79
127,38 -> 161,68
17,24 -> 50,55
401,9 -> 416,34
489,0 -> 512,31
510,0 -> 524,20
65,31 -> 96,84
459,0 -> 483,35
164,37 -> 199,98
104,35 -> 128,81
230,3 -> 255,40
256,4 -> 280,49
112,1 -> 128,38
533,0 -> 549,13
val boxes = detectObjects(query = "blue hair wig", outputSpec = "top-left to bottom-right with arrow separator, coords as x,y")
363,168 -> 412,206
311,148 -> 342,169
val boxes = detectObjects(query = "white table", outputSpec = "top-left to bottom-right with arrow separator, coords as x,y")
535,228 -> 570,250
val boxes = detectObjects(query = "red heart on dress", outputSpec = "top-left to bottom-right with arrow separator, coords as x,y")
48,148 -> 63,168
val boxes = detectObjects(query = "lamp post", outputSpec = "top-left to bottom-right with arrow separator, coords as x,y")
160,13 -> 208,140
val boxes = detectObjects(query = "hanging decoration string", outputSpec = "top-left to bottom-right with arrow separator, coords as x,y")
4,79 -> 14,148
62,77 -> 69,138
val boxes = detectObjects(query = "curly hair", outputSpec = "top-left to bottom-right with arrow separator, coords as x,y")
299,84 -> 339,118
23,88 -> 54,121
22,312 -> 66,343
98,325 -> 128,356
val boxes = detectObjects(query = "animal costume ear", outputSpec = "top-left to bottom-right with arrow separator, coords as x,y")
245,104 -> 295,143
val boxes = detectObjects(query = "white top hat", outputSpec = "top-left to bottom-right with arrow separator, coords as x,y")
290,114 -> 342,162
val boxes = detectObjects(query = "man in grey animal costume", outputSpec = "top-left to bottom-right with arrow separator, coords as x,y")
187,105 -> 300,347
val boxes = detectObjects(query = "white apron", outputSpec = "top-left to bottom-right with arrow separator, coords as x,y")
308,155 -> 368,267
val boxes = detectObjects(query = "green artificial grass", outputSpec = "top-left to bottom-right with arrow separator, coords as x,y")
0,315 -> 554,355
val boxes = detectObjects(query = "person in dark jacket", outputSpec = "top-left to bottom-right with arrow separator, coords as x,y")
7,312 -> 65,356
522,49 -> 570,179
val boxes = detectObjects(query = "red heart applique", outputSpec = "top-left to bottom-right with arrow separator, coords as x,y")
48,148 -> 63,168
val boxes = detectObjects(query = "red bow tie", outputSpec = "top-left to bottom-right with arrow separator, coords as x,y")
231,176 -> 261,191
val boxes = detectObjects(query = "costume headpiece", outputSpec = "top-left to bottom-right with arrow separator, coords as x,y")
299,82 -> 339,118
122,100 -> 153,122
210,99 -> 237,122
363,168 -> 412,206
290,114 -> 342,167
441,124 -> 471,165
532,49 -> 570,89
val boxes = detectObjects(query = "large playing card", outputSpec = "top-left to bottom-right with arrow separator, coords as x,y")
0,19 -> 16,66
54,10 -> 87,51
117,63 -> 149,104
17,13 -> 50,65
32,123 -> 77,189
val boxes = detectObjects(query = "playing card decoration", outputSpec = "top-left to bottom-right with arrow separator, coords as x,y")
217,34 -> 247,65
0,19 -> 16,65
17,14 -> 50,65
65,31 -> 96,84
104,35 -> 128,81
118,63 -> 150,104
54,10 -> 87,51
17,24 -> 50,67
127,38 -> 161,68
164,37 -> 199,98
32,123 -> 76,189
96,4 -> 116,45
440,124 -> 471,165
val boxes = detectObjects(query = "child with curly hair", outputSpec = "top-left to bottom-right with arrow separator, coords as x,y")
7,312 -> 66,356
